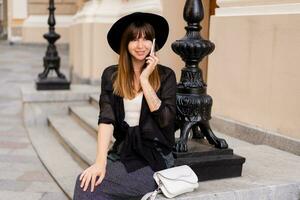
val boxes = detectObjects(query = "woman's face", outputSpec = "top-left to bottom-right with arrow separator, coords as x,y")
128,33 -> 152,62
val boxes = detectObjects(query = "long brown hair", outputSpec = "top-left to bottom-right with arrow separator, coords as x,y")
113,21 -> 161,99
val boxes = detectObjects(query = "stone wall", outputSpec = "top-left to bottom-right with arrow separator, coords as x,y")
28,0 -> 78,15
208,0 -> 300,140
21,0 -> 86,43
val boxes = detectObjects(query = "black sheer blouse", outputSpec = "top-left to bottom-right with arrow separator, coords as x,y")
98,64 -> 177,172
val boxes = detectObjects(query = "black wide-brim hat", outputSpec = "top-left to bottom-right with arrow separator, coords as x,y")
107,12 -> 169,54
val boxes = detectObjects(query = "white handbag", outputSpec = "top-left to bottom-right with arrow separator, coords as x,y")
141,165 -> 199,200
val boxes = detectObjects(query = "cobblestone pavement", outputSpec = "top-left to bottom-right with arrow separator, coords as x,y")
0,41 -> 69,200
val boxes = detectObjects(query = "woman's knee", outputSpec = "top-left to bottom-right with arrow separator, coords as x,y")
74,174 -> 87,197
74,177 -> 92,199
75,174 -> 82,188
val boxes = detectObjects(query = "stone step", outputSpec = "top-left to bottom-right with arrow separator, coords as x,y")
26,120 -> 300,200
89,94 -> 99,108
69,104 -> 117,144
69,105 -> 98,138
26,126 -> 84,199
26,125 -> 300,200
48,115 -> 97,166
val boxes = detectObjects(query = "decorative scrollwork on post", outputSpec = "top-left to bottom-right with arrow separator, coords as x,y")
172,0 -> 228,152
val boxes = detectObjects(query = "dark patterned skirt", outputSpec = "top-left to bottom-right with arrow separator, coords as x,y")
73,160 -> 157,200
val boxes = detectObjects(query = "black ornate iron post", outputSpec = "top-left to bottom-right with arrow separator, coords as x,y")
173,0 -> 227,152
36,0 -> 70,90
172,0 -> 245,181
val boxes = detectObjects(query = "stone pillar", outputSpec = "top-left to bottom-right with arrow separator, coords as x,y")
9,0 -> 27,42
6,0 -> 11,41
0,0 -> 5,37
208,0 -> 300,140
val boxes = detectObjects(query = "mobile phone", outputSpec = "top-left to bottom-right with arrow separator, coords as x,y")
150,38 -> 156,55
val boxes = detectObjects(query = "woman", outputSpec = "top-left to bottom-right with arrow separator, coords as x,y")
73,12 -> 177,200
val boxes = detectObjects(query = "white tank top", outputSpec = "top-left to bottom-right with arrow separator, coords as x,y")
124,92 -> 143,127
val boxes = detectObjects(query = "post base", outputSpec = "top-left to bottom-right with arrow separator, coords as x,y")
36,77 -> 70,90
174,140 -> 246,181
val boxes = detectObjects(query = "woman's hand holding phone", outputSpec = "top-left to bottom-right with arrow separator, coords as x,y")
141,38 -> 158,80
150,38 -> 156,56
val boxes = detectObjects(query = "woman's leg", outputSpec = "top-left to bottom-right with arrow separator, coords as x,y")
102,161 -> 157,197
73,161 -> 156,200
74,174 -> 111,200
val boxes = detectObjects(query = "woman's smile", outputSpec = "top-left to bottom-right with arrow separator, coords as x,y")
135,51 -> 146,56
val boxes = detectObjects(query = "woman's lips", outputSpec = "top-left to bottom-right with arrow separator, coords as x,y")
136,51 -> 146,56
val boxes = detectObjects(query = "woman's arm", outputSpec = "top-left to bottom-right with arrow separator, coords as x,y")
140,78 -> 161,112
79,123 -> 113,192
80,67 -> 116,192
140,55 -> 177,128
95,124 -> 113,166
142,70 -> 177,128
140,54 -> 161,112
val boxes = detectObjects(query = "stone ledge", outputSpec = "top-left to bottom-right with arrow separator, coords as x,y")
215,2 -> 300,16
217,0 -> 300,7
164,182 -> 300,200
20,83 -> 99,103
211,116 -> 300,156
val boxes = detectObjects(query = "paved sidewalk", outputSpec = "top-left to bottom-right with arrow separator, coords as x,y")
0,41 -> 69,200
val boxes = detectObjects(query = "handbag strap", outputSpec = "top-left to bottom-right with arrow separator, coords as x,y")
141,182 -> 162,200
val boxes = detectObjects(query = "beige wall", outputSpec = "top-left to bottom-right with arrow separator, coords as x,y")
23,26 -> 69,43
160,0 -> 211,81
156,0 -> 186,81
22,12 -> 73,43
10,0 -> 82,42
208,13 -> 300,140
70,22 -> 118,82
28,0 -> 78,15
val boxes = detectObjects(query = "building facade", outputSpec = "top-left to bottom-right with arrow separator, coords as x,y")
1,0 -> 299,153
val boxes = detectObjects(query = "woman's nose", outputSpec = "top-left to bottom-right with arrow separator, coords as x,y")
137,40 -> 143,48
137,39 -> 145,48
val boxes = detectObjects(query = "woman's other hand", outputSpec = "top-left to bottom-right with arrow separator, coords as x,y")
79,162 -> 106,192
141,53 -> 159,80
